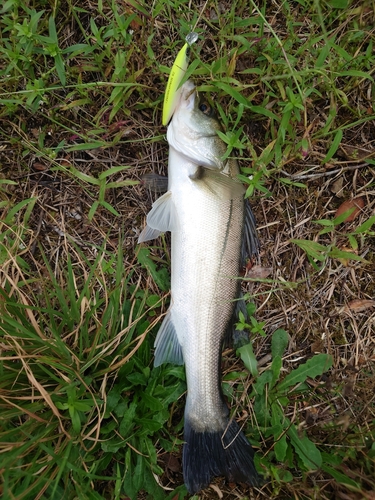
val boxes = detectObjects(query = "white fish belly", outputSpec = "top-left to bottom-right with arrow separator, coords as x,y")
170,172 -> 243,432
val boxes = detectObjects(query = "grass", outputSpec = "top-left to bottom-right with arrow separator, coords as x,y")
1,0 -> 374,498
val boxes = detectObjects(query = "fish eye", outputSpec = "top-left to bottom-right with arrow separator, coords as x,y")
199,102 -> 212,116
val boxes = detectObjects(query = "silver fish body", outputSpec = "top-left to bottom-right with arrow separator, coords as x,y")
139,80 -> 261,493
169,146 -> 243,433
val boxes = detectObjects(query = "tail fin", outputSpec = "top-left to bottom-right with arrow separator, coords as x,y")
183,417 -> 262,494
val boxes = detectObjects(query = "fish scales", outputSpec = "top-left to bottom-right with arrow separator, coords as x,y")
170,164 -> 243,431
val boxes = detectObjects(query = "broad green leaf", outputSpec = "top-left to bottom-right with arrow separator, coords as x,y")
68,166 -> 100,184
141,393 -> 164,412
119,401 -> 137,437
127,371 -> 147,386
321,464 -> 361,489
271,401 -> 284,428
123,448 -> 136,499
71,408 -> 81,433
315,44 -> 330,68
133,453 -> 145,493
73,400 -> 94,411
271,355 -> 282,387
274,434 -> 288,462
328,247 -> 364,262
5,197 -> 37,223
65,140 -> 107,152
136,247 -> 170,291
253,393 -> 270,427
353,214 -> 375,234
137,418 -> 163,434
0,0 -> 15,13
88,201 -> 99,221
0,179 -> 17,185
339,70 -> 374,82
146,294 -> 161,307
291,239 -> 327,261
326,0 -> 349,8
279,177 -> 307,189
252,369 -> 273,396
213,81 -> 250,107
98,165 -> 132,179
54,52 -> 66,86
347,234 -> 358,251
287,424 -> 322,469
271,329 -> 289,358
248,105 -> 279,121
314,219 -> 334,227
237,342 -> 258,376
333,208 -> 358,225
322,129 -> 343,164
277,353 -> 333,392
100,200 -> 120,217
105,387 -> 122,416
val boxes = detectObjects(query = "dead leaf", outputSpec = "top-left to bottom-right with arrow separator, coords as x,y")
331,176 -> 344,196
245,265 -> 272,279
344,299 -> 375,313
310,339 -> 324,353
163,453 -> 180,473
335,197 -> 365,222
33,162 -> 48,171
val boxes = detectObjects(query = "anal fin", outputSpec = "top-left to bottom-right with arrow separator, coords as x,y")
154,310 -> 183,366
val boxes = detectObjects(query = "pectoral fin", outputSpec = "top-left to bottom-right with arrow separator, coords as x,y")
138,191 -> 177,243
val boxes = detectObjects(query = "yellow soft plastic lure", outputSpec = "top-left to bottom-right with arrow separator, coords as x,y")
162,33 -> 198,126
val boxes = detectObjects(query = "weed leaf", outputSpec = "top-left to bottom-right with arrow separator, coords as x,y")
137,247 -> 170,291
274,434 -> 288,462
287,424 -> 322,469
237,342 -> 258,376
271,329 -> 289,358
353,214 -> 375,234
322,129 -> 343,163
277,353 -> 332,392
321,464 -> 361,489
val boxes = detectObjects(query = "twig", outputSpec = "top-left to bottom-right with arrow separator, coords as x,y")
280,162 -> 370,180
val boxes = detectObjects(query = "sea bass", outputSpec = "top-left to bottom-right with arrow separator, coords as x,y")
138,80 -> 261,493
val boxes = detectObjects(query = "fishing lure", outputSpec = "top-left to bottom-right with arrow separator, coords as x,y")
162,32 -> 198,126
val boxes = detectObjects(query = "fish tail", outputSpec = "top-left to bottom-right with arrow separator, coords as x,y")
183,416 -> 262,494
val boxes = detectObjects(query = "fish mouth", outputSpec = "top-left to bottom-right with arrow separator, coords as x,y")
179,80 -> 197,110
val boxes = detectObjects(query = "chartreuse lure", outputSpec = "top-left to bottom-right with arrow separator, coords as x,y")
162,32 -> 198,126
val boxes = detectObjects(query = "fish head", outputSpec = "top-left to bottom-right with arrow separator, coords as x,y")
167,80 -> 227,171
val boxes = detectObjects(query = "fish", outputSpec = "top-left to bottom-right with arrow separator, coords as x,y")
138,80 -> 262,494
